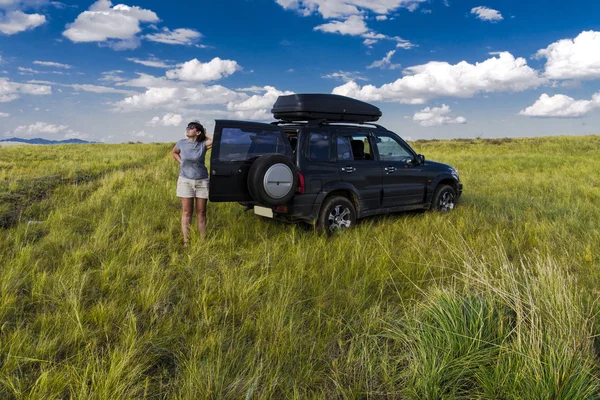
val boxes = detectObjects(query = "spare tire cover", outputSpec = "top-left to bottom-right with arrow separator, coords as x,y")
248,154 -> 298,206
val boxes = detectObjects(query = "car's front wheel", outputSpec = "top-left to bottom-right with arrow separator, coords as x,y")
317,196 -> 356,234
432,184 -> 457,212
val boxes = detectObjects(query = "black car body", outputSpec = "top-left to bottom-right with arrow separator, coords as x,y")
209,94 -> 462,232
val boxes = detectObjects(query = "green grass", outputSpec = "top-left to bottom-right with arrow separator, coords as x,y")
0,135 -> 599,398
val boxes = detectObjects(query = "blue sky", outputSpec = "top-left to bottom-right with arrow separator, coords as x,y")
1,0 -> 600,143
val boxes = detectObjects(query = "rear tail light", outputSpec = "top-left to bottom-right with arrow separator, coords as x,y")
275,205 -> 288,213
297,171 -> 305,194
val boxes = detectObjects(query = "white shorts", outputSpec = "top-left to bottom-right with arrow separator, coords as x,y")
177,176 -> 209,199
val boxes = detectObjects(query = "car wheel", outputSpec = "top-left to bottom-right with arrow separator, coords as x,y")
432,184 -> 457,212
317,196 -> 356,234
247,154 -> 298,207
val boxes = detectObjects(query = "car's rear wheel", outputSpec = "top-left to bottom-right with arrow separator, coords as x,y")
317,196 -> 356,234
247,154 -> 298,207
432,184 -> 457,212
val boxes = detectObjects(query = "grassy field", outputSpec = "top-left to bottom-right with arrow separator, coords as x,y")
0,135 -> 599,399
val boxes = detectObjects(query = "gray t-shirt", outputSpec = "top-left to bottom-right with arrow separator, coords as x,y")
176,139 -> 209,180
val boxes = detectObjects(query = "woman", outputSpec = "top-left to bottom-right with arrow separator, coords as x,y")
171,121 -> 213,246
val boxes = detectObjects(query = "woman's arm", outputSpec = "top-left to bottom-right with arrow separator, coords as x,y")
205,133 -> 213,150
171,145 -> 181,163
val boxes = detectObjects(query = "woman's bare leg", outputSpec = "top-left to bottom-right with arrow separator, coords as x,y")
196,198 -> 207,238
181,198 -> 194,245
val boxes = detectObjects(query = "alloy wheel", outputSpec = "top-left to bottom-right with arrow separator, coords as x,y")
438,191 -> 455,212
328,205 -> 352,232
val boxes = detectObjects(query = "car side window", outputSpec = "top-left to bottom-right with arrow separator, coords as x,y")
219,127 -> 286,162
375,135 -> 413,162
338,134 -> 374,161
308,132 -> 330,161
337,137 -> 352,160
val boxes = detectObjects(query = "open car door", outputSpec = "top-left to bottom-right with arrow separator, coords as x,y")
209,120 -> 295,203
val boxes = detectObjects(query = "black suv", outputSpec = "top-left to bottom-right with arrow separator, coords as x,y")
209,94 -> 462,233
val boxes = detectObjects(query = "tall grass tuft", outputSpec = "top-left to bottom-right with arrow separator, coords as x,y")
394,243 -> 598,399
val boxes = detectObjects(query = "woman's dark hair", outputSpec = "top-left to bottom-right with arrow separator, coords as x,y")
188,121 -> 206,142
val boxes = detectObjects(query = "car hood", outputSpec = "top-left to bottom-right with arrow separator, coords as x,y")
425,160 -> 460,179
426,160 -> 454,170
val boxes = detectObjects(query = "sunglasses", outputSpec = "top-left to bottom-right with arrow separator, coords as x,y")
186,126 -> 196,131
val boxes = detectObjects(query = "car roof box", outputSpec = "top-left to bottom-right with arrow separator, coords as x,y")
272,94 -> 382,122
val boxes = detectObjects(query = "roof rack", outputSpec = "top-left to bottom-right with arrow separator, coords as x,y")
271,119 -> 388,131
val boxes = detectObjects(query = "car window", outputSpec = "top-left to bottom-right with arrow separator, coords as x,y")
375,135 -> 413,162
308,133 -> 330,161
338,134 -> 374,161
219,127 -> 286,162
337,137 -> 352,160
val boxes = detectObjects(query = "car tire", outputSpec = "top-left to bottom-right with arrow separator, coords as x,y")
317,195 -> 356,234
247,154 -> 298,207
432,184 -> 457,212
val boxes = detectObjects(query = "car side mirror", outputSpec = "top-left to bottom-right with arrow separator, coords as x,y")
417,154 -> 425,165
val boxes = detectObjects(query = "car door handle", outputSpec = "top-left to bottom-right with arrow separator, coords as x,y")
384,166 -> 397,173
341,166 -> 356,173
211,169 -> 232,176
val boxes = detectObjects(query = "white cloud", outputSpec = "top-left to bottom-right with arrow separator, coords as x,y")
19,66 -> 67,76
24,78 -> 138,95
226,86 -> 294,120
413,104 -> 466,126
62,0 -> 158,49
130,130 -> 153,138
145,27 -> 201,45
536,31 -> 600,80
471,6 -> 503,22
69,83 -> 135,94
114,87 -> 177,110
395,37 -> 415,49
113,85 -> 243,112
275,0 -> 426,19
367,50 -> 401,69
33,61 -> 72,69
126,57 -> 173,68
519,93 -> 600,118
277,1 -> 417,47
0,77 -> 51,102
117,72 -> 174,88
26,79 -> 54,85
13,122 -> 69,136
18,67 -> 40,74
49,2 -> 78,9
314,15 -> 368,35
146,112 -> 182,126
333,52 -> 543,104
227,86 -> 293,111
64,131 -> 89,140
313,15 -> 415,48
165,57 -> 240,82
236,86 -> 271,93
322,70 -> 368,82
100,70 -> 125,82
0,112 -> 9,117
0,10 -> 45,34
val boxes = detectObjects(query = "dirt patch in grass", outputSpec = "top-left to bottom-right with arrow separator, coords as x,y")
0,164 -> 144,229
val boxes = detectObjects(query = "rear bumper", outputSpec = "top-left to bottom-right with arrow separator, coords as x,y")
242,194 -> 319,223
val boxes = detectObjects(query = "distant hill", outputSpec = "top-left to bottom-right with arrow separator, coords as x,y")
0,137 -> 97,145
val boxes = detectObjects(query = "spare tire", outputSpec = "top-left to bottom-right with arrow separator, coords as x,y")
247,154 -> 298,206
